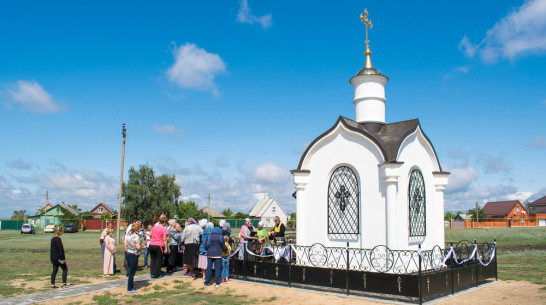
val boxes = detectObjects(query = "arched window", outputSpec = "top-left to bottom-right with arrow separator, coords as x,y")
328,166 -> 359,237
408,169 -> 426,236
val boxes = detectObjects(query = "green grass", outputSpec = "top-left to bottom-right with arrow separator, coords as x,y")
92,292 -> 119,305
0,230 -> 143,298
445,227 -> 546,249
447,227 -> 546,287
0,227 -> 544,299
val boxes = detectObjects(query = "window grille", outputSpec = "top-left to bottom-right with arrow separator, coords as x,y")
328,166 -> 359,236
408,169 -> 426,237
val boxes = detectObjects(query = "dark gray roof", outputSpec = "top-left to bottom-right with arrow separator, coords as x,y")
296,116 -> 444,171
529,195 -> 546,206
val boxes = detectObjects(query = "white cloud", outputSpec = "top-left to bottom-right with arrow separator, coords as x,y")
445,166 -> 479,193
237,0 -> 272,29
477,155 -> 512,174
528,186 -> 546,201
6,80 -> 63,113
506,191 -> 534,202
173,160 -> 295,214
216,155 -> 230,168
445,184 -> 522,211
153,124 -> 185,136
0,169 -> 119,217
458,35 -> 478,58
526,136 -> 546,148
459,0 -> 546,63
166,43 -> 227,95
6,159 -> 35,170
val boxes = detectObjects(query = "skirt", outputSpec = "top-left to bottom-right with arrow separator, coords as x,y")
183,243 -> 198,265
197,254 -> 208,269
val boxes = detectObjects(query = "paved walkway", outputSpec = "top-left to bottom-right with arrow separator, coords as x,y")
0,272 -> 187,305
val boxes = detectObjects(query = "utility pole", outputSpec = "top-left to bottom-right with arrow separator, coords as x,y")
475,202 -> 479,229
117,124 -> 127,245
43,190 -> 49,228
208,193 -> 211,222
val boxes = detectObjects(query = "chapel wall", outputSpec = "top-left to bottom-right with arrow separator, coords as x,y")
396,134 -> 445,251
298,128 -> 385,248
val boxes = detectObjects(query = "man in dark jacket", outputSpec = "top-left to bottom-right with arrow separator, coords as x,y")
204,227 -> 228,286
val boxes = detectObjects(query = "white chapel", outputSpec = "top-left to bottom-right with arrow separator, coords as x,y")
291,11 -> 449,251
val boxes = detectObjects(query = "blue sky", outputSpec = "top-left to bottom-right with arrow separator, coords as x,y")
1,0 -> 545,218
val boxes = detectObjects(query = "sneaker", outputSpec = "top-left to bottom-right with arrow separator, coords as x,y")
127,289 -> 137,293
204,282 -> 212,287
225,279 -> 230,283
215,283 -> 222,287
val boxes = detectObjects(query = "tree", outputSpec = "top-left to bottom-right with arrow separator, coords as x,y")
233,211 -> 249,219
11,209 -> 28,221
59,208 -> 80,226
444,211 -> 455,221
290,212 -> 296,220
177,201 -> 220,225
101,212 -> 112,220
467,205 -> 486,220
221,208 -> 233,217
81,211 -> 94,220
122,164 -> 181,224
68,204 -> 83,213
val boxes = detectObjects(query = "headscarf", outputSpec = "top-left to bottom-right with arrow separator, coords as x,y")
206,222 -> 214,230
219,220 -> 225,227
198,219 -> 207,228
187,218 -> 197,225
221,222 -> 231,230
258,221 -> 264,227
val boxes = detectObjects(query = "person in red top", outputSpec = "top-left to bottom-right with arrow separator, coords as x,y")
149,216 -> 169,278
239,218 -> 250,243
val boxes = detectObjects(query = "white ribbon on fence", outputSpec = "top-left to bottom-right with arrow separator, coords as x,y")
452,245 -> 477,265
417,247 -> 452,269
476,244 -> 496,267
230,242 -> 496,271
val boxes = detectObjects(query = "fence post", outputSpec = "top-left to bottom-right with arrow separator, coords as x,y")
346,241 -> 350,296
288,245 -> 292,288
494,239 -> 497,281
243,243 -> 247,280
474,239 -> 478,287
418,243 -> 422,305
450,241 -> 454,295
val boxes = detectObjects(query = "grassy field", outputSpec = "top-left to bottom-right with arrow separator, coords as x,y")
445,227 -> 546,287
0,227 -> 544,299
0,230 -> 140,297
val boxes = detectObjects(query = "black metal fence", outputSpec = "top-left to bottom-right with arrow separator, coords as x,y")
228,239 -> 497,304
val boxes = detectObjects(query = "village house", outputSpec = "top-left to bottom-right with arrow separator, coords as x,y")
28,204 -> 81,229
528,195 -> 546,226
201,206 -> 226,219
483,200 -> 528,224
249,194 -> 290,228
89,202 -> 117,219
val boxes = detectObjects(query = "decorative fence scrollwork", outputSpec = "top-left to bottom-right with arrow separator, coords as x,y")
229,240 -> 497,304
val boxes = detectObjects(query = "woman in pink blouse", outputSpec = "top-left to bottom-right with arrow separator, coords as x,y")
149,216 -> 169,278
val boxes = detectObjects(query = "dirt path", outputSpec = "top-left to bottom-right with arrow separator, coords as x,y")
43,277 -> 545,305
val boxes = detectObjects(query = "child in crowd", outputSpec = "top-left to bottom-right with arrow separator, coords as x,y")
221,235 -> 231,283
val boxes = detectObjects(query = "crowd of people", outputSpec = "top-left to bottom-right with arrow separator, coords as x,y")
95,215 -> 286,292
48,216 -> 286,293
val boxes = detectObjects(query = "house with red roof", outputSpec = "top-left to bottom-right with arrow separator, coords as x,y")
528,195 -> 546,226
483,200 -> 528,224
89,202 -> 117,219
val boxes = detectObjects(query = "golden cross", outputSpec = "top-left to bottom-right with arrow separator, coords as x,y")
360,9 -> 373,50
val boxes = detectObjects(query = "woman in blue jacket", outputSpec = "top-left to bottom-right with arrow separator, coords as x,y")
204,226 -> 228,286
